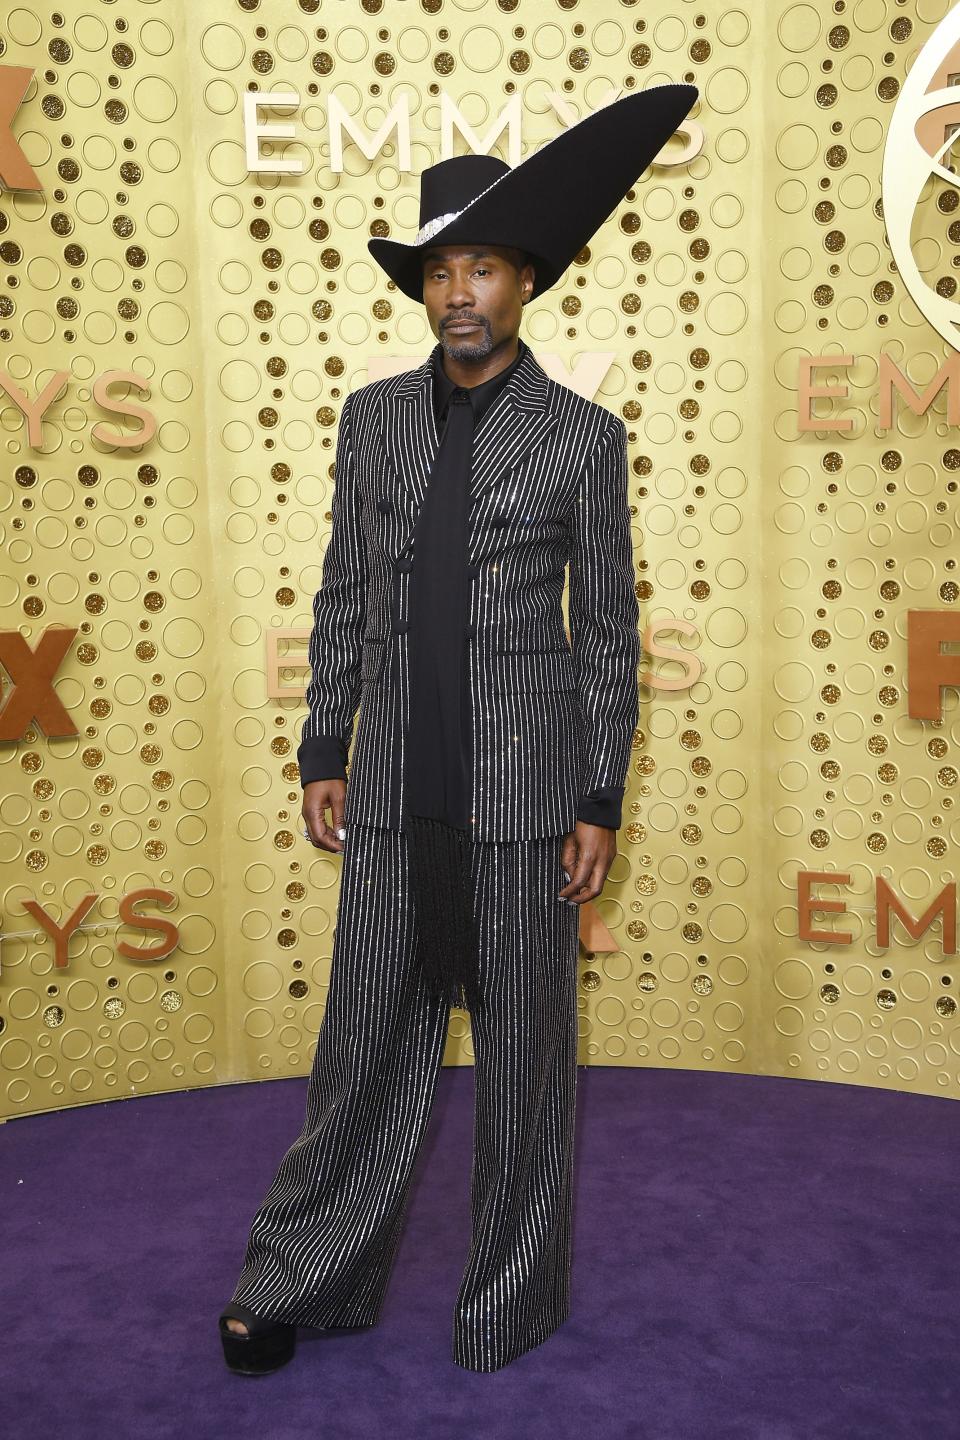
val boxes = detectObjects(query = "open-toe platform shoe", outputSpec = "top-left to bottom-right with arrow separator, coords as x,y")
219,1302 -> 296,1376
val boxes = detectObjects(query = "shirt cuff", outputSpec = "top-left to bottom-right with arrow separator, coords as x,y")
297,734 -> 348,786
575,785 -> 624,830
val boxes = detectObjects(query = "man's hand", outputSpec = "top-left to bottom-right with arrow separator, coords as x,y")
558,820 -> 618,904
302,779 -> 347,853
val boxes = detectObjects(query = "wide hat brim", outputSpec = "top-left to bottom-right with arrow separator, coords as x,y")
368,83 -> 698,304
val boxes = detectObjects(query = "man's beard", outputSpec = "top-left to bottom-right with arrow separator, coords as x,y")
440,316 -> 493,362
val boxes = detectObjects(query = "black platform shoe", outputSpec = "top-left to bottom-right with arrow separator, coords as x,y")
219,1302 -> 296,1376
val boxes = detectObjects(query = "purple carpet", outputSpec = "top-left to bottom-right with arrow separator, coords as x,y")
3,1065 -> 955,1439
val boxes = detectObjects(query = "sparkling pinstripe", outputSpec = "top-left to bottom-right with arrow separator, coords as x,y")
235,344 -> 638,1368
231,820 -> 580,1372
300,342 -> 640,840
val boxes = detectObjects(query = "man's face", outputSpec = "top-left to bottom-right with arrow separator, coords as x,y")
421,244 -> 535,363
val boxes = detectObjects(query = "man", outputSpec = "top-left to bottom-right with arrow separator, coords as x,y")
220,83 -> 698,1375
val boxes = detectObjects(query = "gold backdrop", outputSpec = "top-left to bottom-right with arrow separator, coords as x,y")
2,0 -> 959,1121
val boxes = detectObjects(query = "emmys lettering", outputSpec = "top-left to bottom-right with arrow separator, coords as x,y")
242,89 -> 703,176
17,890 -> 179,972
0,351 -> 619,450
268,617 -> 706,701
0,369 -> 156,451
798,353 -> 960,431
798,872 -> 957,954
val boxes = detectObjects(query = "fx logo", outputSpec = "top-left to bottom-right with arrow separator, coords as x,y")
0,626 -> 79,741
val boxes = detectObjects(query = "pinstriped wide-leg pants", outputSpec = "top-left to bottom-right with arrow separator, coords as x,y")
230,819 -> 580,1372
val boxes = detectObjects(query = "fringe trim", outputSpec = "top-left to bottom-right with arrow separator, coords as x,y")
406,813 -> 482,1014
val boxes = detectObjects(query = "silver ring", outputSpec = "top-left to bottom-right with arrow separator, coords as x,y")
301,825 -> 310,840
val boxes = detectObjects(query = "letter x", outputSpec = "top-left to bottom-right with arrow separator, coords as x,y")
0,627 -> 78,740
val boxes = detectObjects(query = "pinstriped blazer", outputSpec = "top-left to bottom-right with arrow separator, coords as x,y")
298,340 -> 640,842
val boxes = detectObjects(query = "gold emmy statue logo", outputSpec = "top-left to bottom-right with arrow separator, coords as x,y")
882,5 -> 960,349
0,65 -> 41,191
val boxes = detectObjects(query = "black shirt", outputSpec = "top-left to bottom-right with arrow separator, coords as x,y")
402,338 -> 529,833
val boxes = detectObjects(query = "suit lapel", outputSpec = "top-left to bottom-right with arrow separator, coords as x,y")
381,341 -> 559,555
381,355 -> 438,536
470,360 -> 558,503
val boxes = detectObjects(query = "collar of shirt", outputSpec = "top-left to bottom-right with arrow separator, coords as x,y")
430,334 -> 529,429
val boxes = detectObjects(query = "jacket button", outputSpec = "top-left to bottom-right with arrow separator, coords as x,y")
493,511 -> 509,527
394,619 -> 409,634
467,563 -> 480,578
396,556 -> 412,572
377,498 -> 391,514
465,622 -> 476,640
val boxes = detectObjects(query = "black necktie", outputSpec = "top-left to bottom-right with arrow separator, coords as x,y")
404,388 -> 482,1014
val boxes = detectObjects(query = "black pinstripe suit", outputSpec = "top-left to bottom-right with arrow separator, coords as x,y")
230,341 -> 639,1370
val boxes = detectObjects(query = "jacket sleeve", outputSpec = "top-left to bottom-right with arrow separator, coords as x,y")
568,417 -> 640,829
297,392 -> 367,787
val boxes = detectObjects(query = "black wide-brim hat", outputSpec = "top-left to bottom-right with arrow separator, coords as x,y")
368,84 -> 699,304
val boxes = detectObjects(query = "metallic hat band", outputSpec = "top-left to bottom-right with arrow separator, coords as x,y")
413,210 -> 463,245
411,166 -> 514,247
